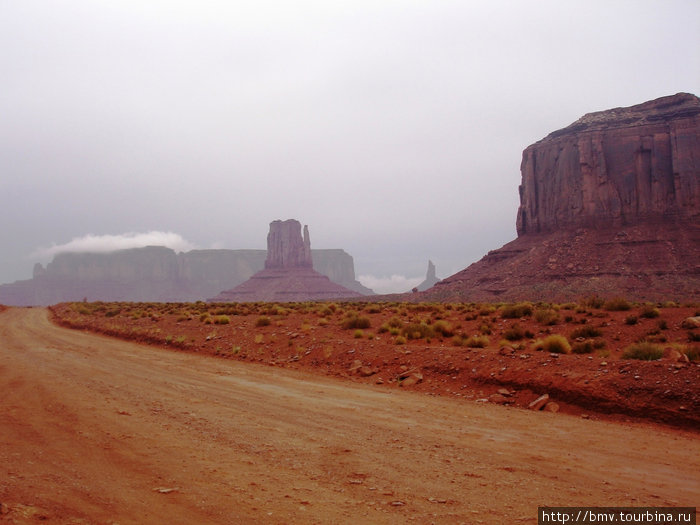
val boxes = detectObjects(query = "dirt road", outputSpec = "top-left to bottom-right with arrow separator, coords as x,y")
1,308 -> 698,524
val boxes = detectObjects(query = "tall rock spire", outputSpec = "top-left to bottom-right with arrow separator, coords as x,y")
264,219 -> 313,269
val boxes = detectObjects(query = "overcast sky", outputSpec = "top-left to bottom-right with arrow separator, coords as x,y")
2,1 -> 699,294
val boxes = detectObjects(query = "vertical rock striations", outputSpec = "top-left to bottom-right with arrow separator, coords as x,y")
264,220 -> 313,269
421,93 -> 700,302
516,93 -> 700,235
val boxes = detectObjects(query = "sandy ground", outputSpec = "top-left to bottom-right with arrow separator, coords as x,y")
1,307 -> 698,524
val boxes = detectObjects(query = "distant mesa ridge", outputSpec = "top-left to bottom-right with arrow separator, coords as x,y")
420,92 -> 700,302
208,219 -> 364,302
0,224 -> 372,305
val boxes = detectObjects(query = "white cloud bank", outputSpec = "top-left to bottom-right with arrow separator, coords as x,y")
34,231 -> 196,259
358,274 -> 422,295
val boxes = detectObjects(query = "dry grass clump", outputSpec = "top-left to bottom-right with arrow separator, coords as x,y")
401,322 -> 433,340
570,326 -> 603,339
622,341 -> 663,360
533,334 -> 571,354
341,315 -> 371,330
431,320 -> 454,337
255,316 -> 271,327
603,297 -> 632,311
500,303 -> 533,319
453,334 -> 490,348
534,308 -> 559,325
639,305 -> 660,318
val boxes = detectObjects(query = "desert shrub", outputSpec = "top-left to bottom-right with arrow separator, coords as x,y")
354,329 -> 364,339
622,342 -> 663,361
394,335 -> 407,345
479,323 -> 493,335
432,320 -> 454,337
377,323 -> 390,333
452,335 -> 466,347
479,306 -> 496,316
603,298 -> 632,311
464,335 -> 490,348
571,338 -> 606,354
214,315 -> 230,325
640,305 -> 660,318
624,316 -> 638,326
688,331 -> 700,342
538,334 -> 571,354
657,319 -> 668,330
387,316 -> 403,328
571,340 -> 594,354
564,315 -> 575,323
401,322 -> 434,340
318,318 -> 329,327
570,326 -> 603,339
364,304 -> 382,314
581,295 -> 605,309
503,324 -> 525,341
645,333 -> 667,343
317,306 -> 333,317
500,303 -> 533,319
342,315 -> 371,330
534,308 -> 559,325
255,316 -> 271,327
683,345 -> 700,362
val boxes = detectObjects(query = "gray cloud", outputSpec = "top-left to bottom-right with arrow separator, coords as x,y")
33,232 -> 196,260
1,0 -> 699,288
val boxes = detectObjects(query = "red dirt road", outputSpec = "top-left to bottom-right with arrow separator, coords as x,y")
1,308 -> 698,524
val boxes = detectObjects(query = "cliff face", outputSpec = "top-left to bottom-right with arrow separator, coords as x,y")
0,239 -> 371,306
265,220 -> 313,269
418,93 -> 700,302
516,93 -> 700,235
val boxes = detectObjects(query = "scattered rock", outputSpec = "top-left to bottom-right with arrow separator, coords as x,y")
543,402 -> 560,413
400,371 -> 423,387
358,366 -> 377,377
681,316 -> 700,329
153,487 -> 179,494
497,388 -> 512,396
488,393 -> 510,405
349,359 -> 363,373
528,394 -> 550,411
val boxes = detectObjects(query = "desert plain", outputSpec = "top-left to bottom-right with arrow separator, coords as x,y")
1,300 -> 698,523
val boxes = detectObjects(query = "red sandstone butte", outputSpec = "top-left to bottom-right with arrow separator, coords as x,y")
209,220 -> 363,302
418,93 -> 700,302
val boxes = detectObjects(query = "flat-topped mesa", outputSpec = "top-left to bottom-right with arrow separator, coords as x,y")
516,92 -> 700,236
264,219 -> 313,269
